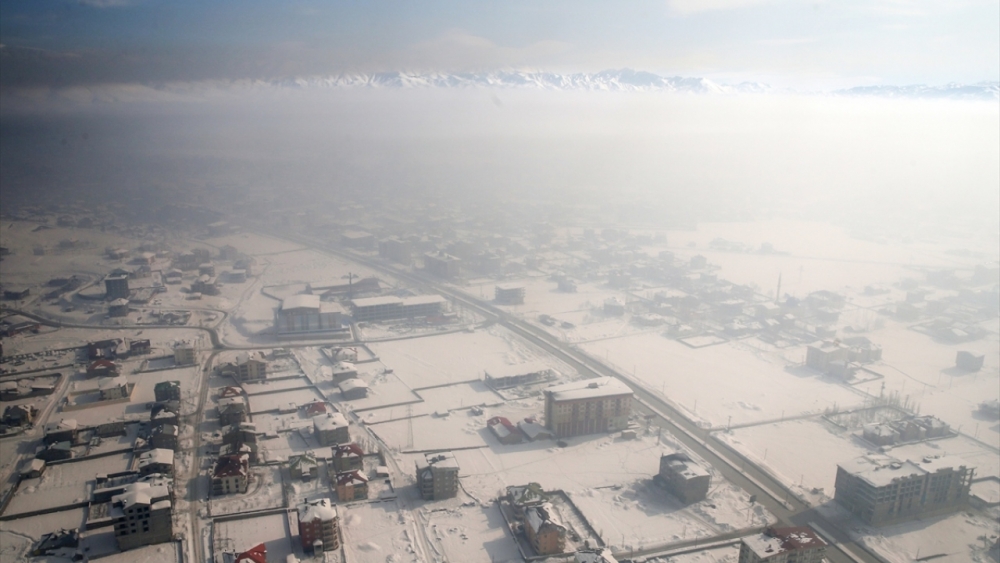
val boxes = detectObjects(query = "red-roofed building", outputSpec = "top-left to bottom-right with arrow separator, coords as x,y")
330,443 -> 364,472
87,359 -> 119,378
335,470 -> 369,502
212,454 -> 249,495
738,526 -> 827,563
234,543 -> 267,563
487,416 -> 523,445
304,402 -> 328,417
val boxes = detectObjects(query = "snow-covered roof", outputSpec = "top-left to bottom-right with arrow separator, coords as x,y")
517,421 -> 552,440
336,470 -> 369,486
661,452 -> 710,479
490,421 -> 512,439
298,498 -> 337,522
339,379 -> 369,393
839,453 -> 970,488
333,443 -> 364,458
111,479 -> 171,510
219,396 -> 246,409
236,351 -> 266,365
315,412 -> 348,431
742,527 -> 826,559
332,361 -> 357,373
402,294 -> 447,306
525,503 -> 565,534
350,294 -> 447,308
350,295 -> 401,307
282,294 -> 321,311
138,448 -> 174,467
422,452 -> 459,469
545,377 -> 632,402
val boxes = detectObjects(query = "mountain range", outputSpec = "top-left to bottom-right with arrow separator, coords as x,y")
272,69 -> 999,100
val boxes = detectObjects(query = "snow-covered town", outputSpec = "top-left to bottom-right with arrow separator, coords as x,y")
0,194 -> 997,563
1,3 -> 999,561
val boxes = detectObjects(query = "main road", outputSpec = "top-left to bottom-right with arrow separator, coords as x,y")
264,227 -> 885,563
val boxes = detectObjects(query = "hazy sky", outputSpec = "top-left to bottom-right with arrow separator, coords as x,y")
1,0 -> 997,90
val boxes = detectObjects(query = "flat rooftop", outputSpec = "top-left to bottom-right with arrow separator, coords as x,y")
545,377 -> 633,402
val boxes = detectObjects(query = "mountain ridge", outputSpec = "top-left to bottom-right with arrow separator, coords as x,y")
269,69 -> 999,100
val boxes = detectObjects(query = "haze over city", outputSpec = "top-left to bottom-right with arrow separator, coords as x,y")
0,2 -> 998,563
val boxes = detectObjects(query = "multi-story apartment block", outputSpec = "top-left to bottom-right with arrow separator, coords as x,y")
834,454 -> 973,526
544,377 -> 633,439
658,452 -> 711,504
416,453 -> 459,500
234,351 -> 268,381
111,479 -> 173,550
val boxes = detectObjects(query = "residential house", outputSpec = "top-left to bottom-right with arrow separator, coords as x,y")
212,454 -> 250,495
338,378 -> 369,400
487,416 -> 523,445
137,448 -> 174,476
219,397 -> 248,426
524,503 -> 567,556
737,527 -> 827,563
335,470 -> 369,502
233,544 -> 267,563
3,404 -> 38,426
99,375 -> 130,400
154,381 -> 181,402
297,498 -> 340,553
87,359 -> 120,378
43,419 -> 78,444
314,412 -> 350,446
506,482 -> 547,517
234,352 -> 268,381
128,339 -> 152,356
288,452 -> 320,481
149,424 -> 179,450
36,441 -> 73,462
330,443 -> 365,473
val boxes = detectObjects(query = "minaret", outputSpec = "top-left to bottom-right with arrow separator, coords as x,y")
775,273 -> 782,304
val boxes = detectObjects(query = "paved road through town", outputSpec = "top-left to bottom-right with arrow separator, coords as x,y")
266,229 -> 886,563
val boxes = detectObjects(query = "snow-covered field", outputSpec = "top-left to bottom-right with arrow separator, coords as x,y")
6,453 -> 132,515
214,513 -> 295,560
369,326 -> 572,389
581,333 -> 865,427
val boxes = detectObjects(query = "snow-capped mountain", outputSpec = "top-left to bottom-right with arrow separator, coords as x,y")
833,82 -> 999,100
269,69 -> 998,99
272,69 -> 772,94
